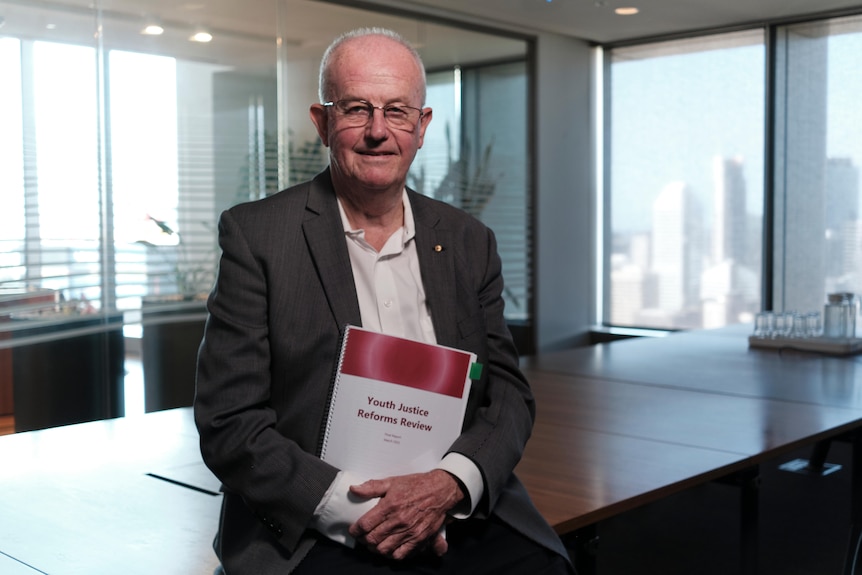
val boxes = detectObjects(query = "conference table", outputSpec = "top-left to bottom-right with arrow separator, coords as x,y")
1,324 -> 861,574
516,324 -> 862,574
0,408 -> 222,575
523,324 -> 862,408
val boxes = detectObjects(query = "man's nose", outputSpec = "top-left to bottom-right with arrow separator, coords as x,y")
366,107 -> 389,139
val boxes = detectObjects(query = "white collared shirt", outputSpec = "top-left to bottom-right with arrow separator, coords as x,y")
310,191 -> 484,547
339,190 -> 436,344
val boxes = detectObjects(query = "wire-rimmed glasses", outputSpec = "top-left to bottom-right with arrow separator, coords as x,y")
323,99 -> 424,132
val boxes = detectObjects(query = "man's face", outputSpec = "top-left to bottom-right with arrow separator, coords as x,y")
310,36 -> 432,194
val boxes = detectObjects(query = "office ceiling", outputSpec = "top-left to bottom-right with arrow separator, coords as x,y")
390,0 -> 862,44
2,0 -> 861,72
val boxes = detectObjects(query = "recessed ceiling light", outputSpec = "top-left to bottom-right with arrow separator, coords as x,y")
141,24 -> 164,35
189,30 -> 212,43
615,7 -> 639,15
46,23 -> 57,30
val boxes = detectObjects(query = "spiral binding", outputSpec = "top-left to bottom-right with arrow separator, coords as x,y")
316,325 -> 352,459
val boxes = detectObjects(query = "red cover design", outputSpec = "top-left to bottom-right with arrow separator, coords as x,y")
339,327 -> 471,399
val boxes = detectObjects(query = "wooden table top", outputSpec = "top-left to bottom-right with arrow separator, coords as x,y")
521,326 -> 862,408
516,422 -> 747,533
0,409 -> 221,575
521,369 -> 862,457
4,325 -> 862,566
516,325 -> 862,534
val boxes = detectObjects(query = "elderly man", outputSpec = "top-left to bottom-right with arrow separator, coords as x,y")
195,27 -> 573,574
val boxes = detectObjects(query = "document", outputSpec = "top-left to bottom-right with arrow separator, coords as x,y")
320,325 -> 479,480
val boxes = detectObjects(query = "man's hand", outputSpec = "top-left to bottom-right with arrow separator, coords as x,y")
348,469 -> 465,560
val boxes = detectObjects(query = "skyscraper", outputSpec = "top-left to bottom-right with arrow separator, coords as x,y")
825,157 -> 861,290
776,29 -> 828,313
701,156 -> 759,327
712,156 -> 747,265
651,181 -> 704,323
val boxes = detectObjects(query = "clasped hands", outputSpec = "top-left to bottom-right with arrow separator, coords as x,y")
348,468 -> 465,560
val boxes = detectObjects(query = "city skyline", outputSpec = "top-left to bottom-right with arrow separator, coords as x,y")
609,21 -> 862,329
611,154 -> 860,329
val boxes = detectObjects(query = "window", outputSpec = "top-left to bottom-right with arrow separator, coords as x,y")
0,39 -> 104,311
110,50 -> 180,307
411,63 -> 531,321
1,0 -> 530,323
605,14 -> 862,332
0,0 -> 279,423
461,61 -> 531,321
412,69 -> 462,198
0,0 -> 533,425
773,15 -> 862,316
606,31 -> 765,330
0,38 -> 24,285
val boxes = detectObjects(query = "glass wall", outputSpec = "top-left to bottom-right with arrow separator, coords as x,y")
0,0 -> 281,427
0,0 -> 530,428
605,13 -> 862,332
411,63 -> 530,321
773,14 -> 862,317
606,31 -> 766,330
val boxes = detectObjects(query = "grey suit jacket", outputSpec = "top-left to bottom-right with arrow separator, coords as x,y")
194,168 -> 568,573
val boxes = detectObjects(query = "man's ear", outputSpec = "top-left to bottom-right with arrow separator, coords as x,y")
309,104 -> 330,147
417,107 -> 433,149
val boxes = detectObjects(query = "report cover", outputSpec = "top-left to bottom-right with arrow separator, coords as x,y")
319,325 -> 479,480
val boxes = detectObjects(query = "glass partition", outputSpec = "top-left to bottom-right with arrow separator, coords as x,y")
0,0 -> 530,428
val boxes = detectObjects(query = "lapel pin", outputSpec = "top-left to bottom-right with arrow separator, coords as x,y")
433,244 -> 444,252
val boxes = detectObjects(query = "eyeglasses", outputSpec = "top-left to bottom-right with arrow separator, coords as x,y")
323,99 -> 424,131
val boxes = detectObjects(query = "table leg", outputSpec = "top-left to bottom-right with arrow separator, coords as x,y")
808,439 -> 833,472
739,466 -> 760,575
717,465 -> 760,575
843,431 -> 862,575
562,523 -> 598,575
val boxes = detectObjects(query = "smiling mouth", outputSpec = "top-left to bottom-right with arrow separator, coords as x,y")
360,152 -> 396,159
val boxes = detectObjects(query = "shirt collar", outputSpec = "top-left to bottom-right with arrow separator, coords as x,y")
337,189 -> 415,242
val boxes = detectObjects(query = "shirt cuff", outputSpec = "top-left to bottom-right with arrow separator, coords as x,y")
436,452 -> 484,518
311,470 -> 378,548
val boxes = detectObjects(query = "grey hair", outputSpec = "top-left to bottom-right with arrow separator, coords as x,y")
317,27 -> 427,105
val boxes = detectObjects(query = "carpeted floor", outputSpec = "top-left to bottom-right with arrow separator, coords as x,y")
589,440 -> 854,575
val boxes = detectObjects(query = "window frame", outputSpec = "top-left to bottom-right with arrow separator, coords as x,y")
598,8 -> 862,334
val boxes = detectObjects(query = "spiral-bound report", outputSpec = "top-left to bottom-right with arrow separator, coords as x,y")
320,325 -> 479,480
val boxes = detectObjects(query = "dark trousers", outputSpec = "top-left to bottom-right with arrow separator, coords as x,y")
292,517 -> 573,575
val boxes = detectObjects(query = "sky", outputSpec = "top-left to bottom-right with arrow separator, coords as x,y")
610,25 -> 862,234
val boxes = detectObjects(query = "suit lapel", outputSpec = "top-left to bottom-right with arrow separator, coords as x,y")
301,178 -> 459,342
303,171 -> 362,330
411,191 -> 459,348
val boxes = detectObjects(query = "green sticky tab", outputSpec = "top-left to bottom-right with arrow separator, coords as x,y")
469,362 -> 483,380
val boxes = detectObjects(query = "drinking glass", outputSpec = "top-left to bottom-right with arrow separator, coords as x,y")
753,312 -> 770,338
805,312 -> 822,338
790,313 -> 807,338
